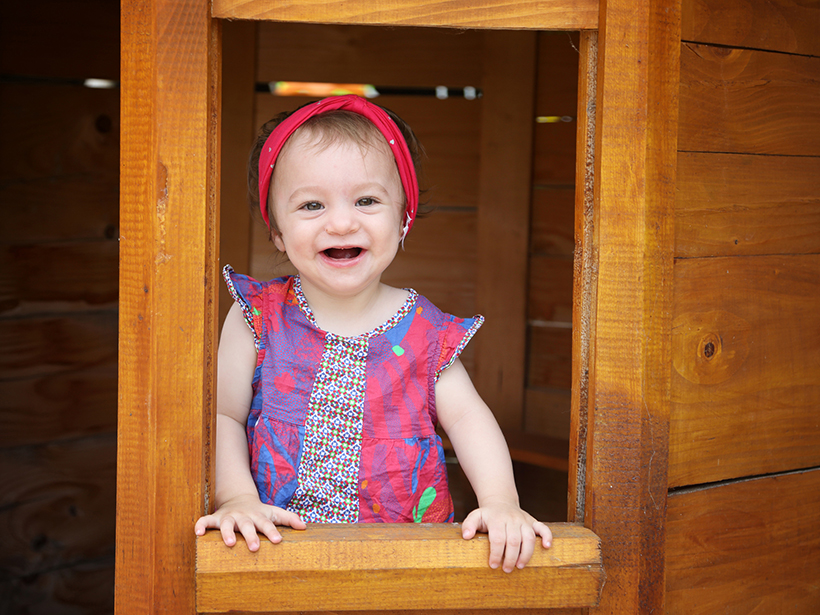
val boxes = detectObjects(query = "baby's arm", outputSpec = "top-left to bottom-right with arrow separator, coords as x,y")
194,303 -> 305,550
436,359 -> 552,572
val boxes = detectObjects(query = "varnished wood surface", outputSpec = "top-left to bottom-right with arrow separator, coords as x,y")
679,43 -> 820,156
116,0 -> 220,613
0,435 -> 116,612
666,469 -> 820,613
197,523 -> 602,612
676,151 -> 820,258
0,365 -> 117,448
582,0 -> 680,611
670,254 -> 820,487
682,0 -> 820,56
256,22 -> 484,88
213,0 -> 599,30
568,30 -> 597,525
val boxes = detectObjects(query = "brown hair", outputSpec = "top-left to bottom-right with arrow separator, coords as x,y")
248,103 -> 426,236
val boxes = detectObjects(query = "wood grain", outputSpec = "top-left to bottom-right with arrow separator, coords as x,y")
682,0 -> 820,56
256,22 -> 485,88
525,387 -> 572,440
0,435 -> 116,574
196,523 -> 602,612
670,254 -> 820,487
676,151 -> 820,258
474,31 -> 537,432
568,30 -> 597,525
582,0 -> 680,611
0,313 -> 117,380
527,325 -> 573,389
0,365 -> 117,448
1,559 -> 114,615
679,43 -> 820,156
213,0 -> 599,30
0,84 -> 119,183
531,188 -> 576,256
666,469 -> 820,614
528,255 -> 574,324
116,1 -> 220,614
0,242 -> 118,314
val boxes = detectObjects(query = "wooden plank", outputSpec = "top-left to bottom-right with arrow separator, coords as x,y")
0,0 -> 120,79
213,0 -> 599,30
0,84 -> 119,184
219,20 -> 257,329
670,254 -> 820,487
679,43 -> 820,156
681,0 -> 820,56
666,469 -> 820,614
582,0 -> 680,611
0,365 -> 117,448
196,523 -> 602,612
525,388 -> 572,441
0,313 -> 117,380
532,32 -> 580,187
474,31 -> 537,432
531,188 -> 576,256
0,242 -> 118,314
116,0 -> 220,613
567,30 -> 597,525
256,23 -> 485,88
676,151 -> 820,258
0,435 -> 116,573
528,255 -> 574,324
1,559 -> 114,615
527,325 -> 573,390
1,178 -> 119,244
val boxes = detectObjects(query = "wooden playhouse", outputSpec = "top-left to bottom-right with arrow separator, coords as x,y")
107,0 -> 819,613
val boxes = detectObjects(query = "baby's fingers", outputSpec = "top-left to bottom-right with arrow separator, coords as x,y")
534,520 -> 553,548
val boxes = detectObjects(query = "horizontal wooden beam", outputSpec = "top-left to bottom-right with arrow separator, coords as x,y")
211,0 -> 598,30
197,523 -> 602,612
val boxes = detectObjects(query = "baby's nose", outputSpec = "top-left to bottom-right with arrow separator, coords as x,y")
325,204 -> 359,235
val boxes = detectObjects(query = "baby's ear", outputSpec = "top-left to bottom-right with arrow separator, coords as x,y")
272,231 -> 286,253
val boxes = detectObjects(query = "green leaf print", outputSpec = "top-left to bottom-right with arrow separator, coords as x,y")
412,487 -> 437,523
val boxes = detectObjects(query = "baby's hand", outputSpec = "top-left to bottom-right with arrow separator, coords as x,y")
194,494 -> 306,551
461,499 -> 552,573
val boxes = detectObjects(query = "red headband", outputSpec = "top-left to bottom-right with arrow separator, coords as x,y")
258,95 -> 418,238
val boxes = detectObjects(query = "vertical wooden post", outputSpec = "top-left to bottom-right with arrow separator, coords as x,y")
475,31 -> 537,432
577,0 -> 680,611
115,0 -> 220,613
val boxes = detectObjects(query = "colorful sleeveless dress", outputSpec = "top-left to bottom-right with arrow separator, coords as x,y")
224,265 -> 483,524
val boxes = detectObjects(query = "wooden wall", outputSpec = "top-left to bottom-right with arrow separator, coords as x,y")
0,1 -> 120,613
666,0 -> 820,611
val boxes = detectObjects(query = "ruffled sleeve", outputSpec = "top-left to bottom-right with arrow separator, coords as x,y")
223,264 -> 266,350
434,312 -> 484,379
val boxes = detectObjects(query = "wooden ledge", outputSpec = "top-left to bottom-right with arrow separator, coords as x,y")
196,522 -> 602,612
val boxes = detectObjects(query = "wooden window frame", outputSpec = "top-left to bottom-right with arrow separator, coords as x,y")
115,0 -> 679,613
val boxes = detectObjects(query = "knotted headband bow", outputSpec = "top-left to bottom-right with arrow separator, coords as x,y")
258,94 -> 419,239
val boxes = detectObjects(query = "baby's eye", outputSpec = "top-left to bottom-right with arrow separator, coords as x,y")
356,197 -> 376,207
302,202 -> 323,211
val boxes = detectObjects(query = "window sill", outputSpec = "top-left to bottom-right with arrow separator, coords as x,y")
196,522 -> 602,612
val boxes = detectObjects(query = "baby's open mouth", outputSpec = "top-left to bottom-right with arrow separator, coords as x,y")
324,247 -> 363,260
